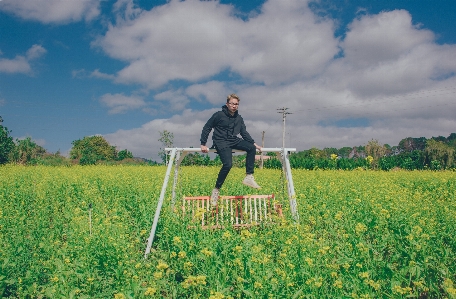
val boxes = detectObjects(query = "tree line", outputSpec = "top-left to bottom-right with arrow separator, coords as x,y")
0,116 -> 141,166
1,115 -> 455,169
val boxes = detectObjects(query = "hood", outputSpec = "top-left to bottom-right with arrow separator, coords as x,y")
222,105 -> 238,118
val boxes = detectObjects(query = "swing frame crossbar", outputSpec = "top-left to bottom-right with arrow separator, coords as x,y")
144,147 -> 299,258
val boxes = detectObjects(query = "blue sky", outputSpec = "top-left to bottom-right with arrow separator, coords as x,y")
1,0 -> 455,160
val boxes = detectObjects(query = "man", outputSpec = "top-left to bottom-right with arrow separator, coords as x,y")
200,93 -> 262,206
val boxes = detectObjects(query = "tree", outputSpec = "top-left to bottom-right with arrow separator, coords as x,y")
323,147 -> 338,158
10,137 -> 46,164
365,139 -> 387,169
0,116 -> 15,164
70,135 -> 116,165
337,147 -> 352,158
158,130 -> 174,164
117,149 -> 133,161
398,137 -> 426,152
424,139 -> 454,169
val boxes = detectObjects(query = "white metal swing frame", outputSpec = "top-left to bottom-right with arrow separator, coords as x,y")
144,147 -> 299,258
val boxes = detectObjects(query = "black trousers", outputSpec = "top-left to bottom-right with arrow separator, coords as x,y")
215,140 -> 256,189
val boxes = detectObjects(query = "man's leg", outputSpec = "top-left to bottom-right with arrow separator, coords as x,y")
232,141 -> 261,189
211,147 -> 233,206
215,147 -> 234,189
232,140 -> 256,174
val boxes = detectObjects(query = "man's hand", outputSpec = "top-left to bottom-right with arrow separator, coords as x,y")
201,145 -> 209,153
254,143 -> 262,151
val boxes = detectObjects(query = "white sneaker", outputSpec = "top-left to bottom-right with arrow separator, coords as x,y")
242,174 -> 261,189
211,188 -> 219,206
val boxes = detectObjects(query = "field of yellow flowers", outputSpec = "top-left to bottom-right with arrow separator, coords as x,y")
0,165 -> 455,298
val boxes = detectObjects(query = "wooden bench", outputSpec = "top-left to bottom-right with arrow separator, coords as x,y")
181,194 -> 283,229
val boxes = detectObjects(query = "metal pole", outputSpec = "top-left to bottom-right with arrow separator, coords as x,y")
283,149 -> 299,222
171,151 -> 181,209
282,111 -> 286,150
260,131 -> 265,169
171,150 -> 189,209
144,148 -> 177,258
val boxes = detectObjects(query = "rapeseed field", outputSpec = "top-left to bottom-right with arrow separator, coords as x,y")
0,165 -> 455,298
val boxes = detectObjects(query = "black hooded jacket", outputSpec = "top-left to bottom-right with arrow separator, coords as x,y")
200,105 -> 255,150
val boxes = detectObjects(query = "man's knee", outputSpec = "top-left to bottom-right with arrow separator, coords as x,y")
222,160 -> 233,170
246,144 -> 256,154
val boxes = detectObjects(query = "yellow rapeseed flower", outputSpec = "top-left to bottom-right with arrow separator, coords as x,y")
156,261 -> 169,270
173,236 -> 182,244
355,223 -> 367,234
201,248 -> 213,257
209,291 -> 225,299
184,261 -> 193,270
333,279 -> 343,289
144,287 -> 157,296
305,257 -> 313,266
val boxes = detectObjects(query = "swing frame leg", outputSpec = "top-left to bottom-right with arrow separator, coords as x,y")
144,147 -> 299,259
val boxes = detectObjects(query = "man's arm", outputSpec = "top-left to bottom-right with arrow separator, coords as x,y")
240,118 -> 262,151
200,112 -> 218,153
239,118 -> 255,144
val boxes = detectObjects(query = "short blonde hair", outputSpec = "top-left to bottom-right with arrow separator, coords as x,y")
226,93 -> 240,103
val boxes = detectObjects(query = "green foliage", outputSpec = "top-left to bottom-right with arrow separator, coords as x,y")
158,130 -> 174,164
0,116 -> 15,165
398,137 -> 427,152
117,149 -> 133,161
33,152 -> 72,166
337,147 -> 353,158
2,167 -> 456,298
365,139 -> 387,169
9,137 -> 46,165
181,152 -> 218,166
70,136 -> 116,165
424,139 -> 454,169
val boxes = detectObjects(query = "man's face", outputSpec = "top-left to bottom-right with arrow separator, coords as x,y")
227,98 -> 239,114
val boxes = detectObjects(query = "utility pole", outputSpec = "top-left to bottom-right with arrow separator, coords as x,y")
277,107 -> 292,149
260,131 -> 265,169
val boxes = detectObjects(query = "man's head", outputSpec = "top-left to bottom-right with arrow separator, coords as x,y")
226,93 -> 240,114
226,93 -> 240,103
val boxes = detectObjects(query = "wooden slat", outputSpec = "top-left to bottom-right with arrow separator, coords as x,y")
182,194 -> 280,228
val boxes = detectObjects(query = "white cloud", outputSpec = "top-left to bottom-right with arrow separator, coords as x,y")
104,101 -> 456,161
99,1 -> 456,158
90,69 -> 116,80
26,44 -> 47,60
185,81 -> 230,104
94,0 -> 338,87
154,89 -> 190,112
100,93 -> 147,114
0,0 -> 101,23
0,44 -> 46,74
231,0 -> 338,84
324,10 -> 456,99
342,10 -> 434,68
104,110 -> 209,160
0,56 -> 30,74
